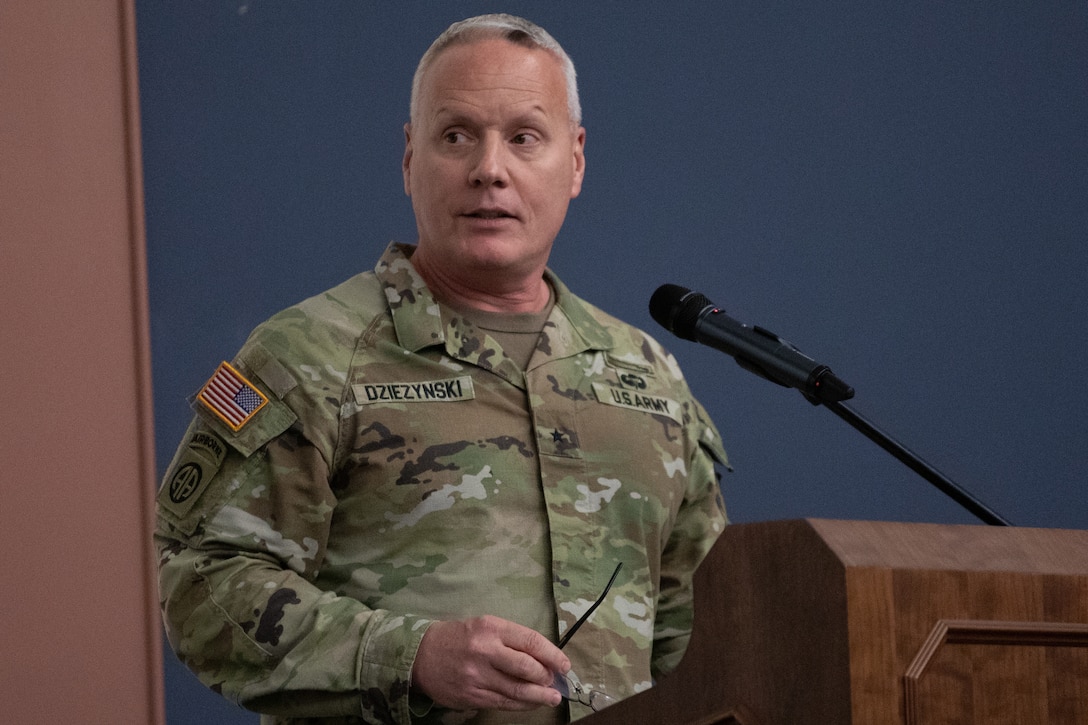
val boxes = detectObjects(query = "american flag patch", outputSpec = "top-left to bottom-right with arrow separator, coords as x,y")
197,361 -> 268,431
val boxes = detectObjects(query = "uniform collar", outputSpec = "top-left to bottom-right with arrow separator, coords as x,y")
374,242 -> 615,362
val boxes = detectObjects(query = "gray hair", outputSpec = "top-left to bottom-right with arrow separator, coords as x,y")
409,14 -> 582,128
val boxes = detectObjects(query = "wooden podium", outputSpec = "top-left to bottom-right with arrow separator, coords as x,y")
583,519 -> 1088,725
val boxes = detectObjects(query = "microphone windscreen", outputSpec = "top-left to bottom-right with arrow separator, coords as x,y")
650,284 -> 712,341
649,284 -> 690,331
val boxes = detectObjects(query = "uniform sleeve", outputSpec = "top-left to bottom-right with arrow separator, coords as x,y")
649,396 -> 729,679
155,362 -> 432,724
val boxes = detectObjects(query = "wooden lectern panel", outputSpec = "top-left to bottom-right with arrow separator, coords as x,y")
902,620 -> 1088,725
582,519 -> 1088,725
827,520 -> 1088,724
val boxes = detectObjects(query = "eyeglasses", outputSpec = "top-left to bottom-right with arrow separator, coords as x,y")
552,669 -> 618,712
552,562 -> 622,712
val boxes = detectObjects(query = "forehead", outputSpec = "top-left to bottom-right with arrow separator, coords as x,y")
417,38 -> 567,119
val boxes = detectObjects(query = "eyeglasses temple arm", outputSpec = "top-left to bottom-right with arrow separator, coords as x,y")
557,561 -> 623,650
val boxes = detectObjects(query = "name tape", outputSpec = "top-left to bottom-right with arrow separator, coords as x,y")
353,376 -> 475,404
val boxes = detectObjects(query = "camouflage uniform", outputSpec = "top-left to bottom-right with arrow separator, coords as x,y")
156,242 -> 728,725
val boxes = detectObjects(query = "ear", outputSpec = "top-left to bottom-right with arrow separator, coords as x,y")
569,126 -> 586,199
402,123 -> 413,197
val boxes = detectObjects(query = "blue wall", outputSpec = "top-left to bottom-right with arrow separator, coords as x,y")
136,3 -> 1088,723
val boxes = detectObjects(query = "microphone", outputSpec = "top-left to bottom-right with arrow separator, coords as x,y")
650,285 -> 1013,525
649,283 -> 854,405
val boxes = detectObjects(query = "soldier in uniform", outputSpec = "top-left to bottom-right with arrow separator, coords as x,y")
156,13 -> 729,725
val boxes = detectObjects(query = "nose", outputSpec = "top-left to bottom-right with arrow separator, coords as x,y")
469,133 -> 509,188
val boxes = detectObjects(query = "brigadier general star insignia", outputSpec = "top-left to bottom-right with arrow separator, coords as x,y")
198,361 -> 268,431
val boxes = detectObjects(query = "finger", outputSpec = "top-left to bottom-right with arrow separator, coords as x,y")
446,664 -> 561,712
497,646 -> 565,689
486,669 -> 564,710
496,622 -> 571,680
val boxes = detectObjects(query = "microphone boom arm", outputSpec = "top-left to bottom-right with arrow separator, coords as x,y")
824,399 -> 1012,526
650,283 -> 1012,526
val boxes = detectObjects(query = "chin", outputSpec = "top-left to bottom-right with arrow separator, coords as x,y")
462,237 -> 545,270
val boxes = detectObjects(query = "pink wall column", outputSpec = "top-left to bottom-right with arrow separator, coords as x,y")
0,2 -> 165,723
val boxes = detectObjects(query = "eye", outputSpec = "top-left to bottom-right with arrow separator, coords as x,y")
443,130 -> 469,144
511,132 -> 540,146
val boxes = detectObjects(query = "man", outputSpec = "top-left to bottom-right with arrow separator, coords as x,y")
156,14 -> 728,725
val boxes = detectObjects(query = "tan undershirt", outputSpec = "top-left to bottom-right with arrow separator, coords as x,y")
450,288 -> 555,370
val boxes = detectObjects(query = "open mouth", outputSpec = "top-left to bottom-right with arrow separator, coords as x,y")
465,209 -> 516,220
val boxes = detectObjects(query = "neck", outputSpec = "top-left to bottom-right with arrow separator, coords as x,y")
411,247 -> 551,313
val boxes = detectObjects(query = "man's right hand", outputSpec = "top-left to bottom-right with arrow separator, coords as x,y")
411,616 -> 571,712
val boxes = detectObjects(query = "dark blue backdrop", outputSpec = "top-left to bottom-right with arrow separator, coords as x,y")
136,3 -> 1088,723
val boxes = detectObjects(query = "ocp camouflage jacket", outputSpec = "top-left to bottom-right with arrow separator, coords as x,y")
156,242 -> 728,725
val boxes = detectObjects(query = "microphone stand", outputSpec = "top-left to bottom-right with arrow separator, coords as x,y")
820,399 -> 1012,526
647,283 -> 1012,526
